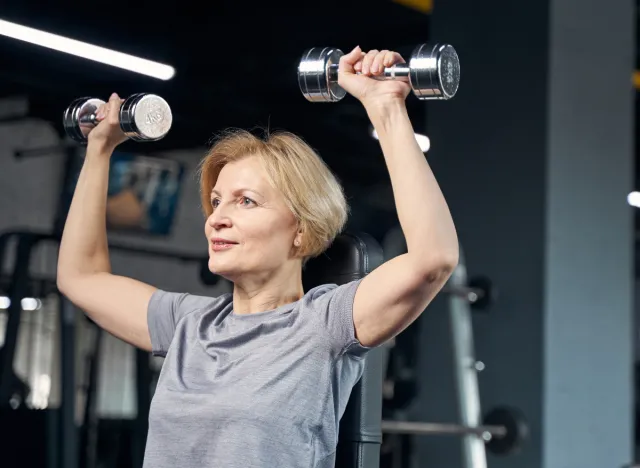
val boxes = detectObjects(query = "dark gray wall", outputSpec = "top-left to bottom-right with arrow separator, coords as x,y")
544,0 -> 634,465
412,0 -> 636,467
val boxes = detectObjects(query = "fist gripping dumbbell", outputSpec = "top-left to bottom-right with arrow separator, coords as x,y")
297,43 -> 460,103
63,93 -> 173,144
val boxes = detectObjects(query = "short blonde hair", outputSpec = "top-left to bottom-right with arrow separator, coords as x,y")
198,129 -> 348,260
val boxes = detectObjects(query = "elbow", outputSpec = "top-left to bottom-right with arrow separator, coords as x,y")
56,258 -> 85,295
56,271 -> 71,296
442,249 -> 460,275
56,265 -> 80,296
415,250 -> 459,284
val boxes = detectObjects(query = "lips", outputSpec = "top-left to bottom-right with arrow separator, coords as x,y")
210,238 -> 238,252
211,238 -> 238,245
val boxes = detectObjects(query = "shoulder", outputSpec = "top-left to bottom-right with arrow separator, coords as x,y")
300,283 -> 339,310
150,289 -> 234,323
303,283 -> 340,301
301,280 -> 362,307
297,280 -> 368,356
146,291 -> 233,357
297,280 -> 363,324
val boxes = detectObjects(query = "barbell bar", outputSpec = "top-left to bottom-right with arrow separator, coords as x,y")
381,406 -> 529,456
442,284 -> 484,303
381,420 -> 506,441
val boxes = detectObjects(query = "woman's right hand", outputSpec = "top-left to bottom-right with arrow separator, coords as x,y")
87,92 -> 128,149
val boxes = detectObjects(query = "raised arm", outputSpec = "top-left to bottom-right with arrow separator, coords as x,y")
338,47 -> 459,348
57,93 -> 157,351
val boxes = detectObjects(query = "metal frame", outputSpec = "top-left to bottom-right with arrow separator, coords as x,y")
0,229 -> 208,468
380,420 -> 503,439
448,249 -> 487,468
378,240 -> 493,467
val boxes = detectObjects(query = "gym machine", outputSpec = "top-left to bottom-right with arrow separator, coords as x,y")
0,229 -> 216,468
379,232 -> 528,468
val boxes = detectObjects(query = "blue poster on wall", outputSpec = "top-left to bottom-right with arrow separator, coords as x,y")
58,150 -> 186,236
106,152 -> 185,235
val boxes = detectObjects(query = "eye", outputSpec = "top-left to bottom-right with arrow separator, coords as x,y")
240,196 -> 256,207
211,198 -> 221,209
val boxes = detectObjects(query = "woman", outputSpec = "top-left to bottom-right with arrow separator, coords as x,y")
57,46 -> 459,468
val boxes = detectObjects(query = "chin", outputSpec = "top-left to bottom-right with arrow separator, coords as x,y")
208,257 -> 239,281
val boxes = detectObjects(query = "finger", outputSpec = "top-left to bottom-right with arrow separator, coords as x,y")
95,103 -> 108,121
361,49 -> 379,75
371,50 -> 390,75
383,51 -> 405,68
354,52 -> 366,72
106,93 -> 123,124
339,46 -> 362,74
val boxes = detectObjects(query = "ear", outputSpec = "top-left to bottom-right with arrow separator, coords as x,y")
293,228 -> 304,248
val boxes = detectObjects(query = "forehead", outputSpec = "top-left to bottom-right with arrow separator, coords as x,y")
213,155 -> 271,192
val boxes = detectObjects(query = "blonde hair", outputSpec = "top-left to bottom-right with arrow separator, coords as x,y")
198,128 -> 348,261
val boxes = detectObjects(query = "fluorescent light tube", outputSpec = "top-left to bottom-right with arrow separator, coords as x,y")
0,18 -> 175,80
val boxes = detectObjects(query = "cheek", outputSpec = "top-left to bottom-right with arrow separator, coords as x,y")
242,214 -> 295,253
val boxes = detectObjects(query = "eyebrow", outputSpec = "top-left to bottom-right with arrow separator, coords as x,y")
211,188 -> 264,198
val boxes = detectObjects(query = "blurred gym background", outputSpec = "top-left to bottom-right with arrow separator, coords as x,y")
0,0 -> 635,467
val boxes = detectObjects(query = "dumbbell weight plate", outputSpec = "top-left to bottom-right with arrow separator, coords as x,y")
410,43 -> 460,100
298,47 -> 346,103
63,97 -> 106,143
119,93 -> 173,142
483,406 -> 529,455
468,275 -> 497,310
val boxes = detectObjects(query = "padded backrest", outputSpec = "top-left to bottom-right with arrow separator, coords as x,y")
303,232 -> 385,468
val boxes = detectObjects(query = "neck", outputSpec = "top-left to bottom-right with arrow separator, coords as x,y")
231,262 -> 304,315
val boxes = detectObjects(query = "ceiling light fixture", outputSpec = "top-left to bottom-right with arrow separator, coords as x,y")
0,296 -> 42,311
627,191 -> 640,207
0,18 -> 175,80
371,127 -> 431,152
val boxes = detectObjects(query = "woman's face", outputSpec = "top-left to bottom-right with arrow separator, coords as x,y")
205,155 -> 301,281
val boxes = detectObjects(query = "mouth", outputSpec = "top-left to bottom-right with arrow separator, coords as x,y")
210,239 -> 238,252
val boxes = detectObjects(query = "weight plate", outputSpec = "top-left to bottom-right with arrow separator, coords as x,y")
437,44 -> 460,99
468,275 -> 496,310
63,97 -> 105,143
483,406 -> 529,455
119,93 -> 144,138
120,93 -> 172,141
298,47 -> 346,102
133,94 -> 172,141
410,43 -> 460,100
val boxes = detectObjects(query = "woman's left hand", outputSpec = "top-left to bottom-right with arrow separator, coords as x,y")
337,46 -> 412,109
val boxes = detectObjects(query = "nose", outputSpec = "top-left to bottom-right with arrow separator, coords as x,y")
207,205 -> 232,230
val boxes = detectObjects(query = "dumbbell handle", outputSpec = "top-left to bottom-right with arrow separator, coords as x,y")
328,63 -> 411,82
78,112 -> 99,127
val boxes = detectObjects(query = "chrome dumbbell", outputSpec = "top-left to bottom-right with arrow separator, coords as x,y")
297,43 -> 460,102
63,93 -> 173,144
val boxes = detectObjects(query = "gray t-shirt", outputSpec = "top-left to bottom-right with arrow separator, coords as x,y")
143,279 -> 369,468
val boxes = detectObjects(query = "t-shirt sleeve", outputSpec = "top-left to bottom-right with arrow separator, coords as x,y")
147,289 -> 214,357
312,279 -> 371,358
